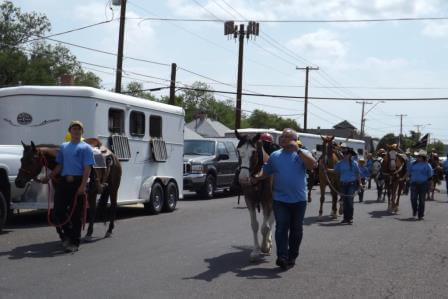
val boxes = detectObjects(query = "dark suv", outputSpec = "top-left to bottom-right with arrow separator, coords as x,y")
183,138 -> 239,198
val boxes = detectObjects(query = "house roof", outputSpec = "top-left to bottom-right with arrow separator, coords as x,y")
185,118 -> 231,137
184,127 -> 203,139
333,120 -> 357,130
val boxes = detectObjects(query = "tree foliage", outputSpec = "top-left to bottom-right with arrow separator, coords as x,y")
247,109 -> 301,131
0,1 -> 101,87
376,130 -> 444,155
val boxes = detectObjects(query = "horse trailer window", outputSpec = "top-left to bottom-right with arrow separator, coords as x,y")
149,115 -> 162,138
357,148 -> 364,155
108,109 -> 124,134
130,111 -> 145,137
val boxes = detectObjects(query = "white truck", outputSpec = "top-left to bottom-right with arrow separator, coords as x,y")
0,86 -> 185,230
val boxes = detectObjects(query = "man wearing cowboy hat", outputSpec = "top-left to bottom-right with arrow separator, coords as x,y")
45,120 -> 95,252
326,145 -> 361,224
408,149 -> 433,220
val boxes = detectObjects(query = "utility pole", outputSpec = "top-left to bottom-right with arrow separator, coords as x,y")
169,63 -> 177,105
224,21 -> 259,129
395,114 -> 407,148
356,101 -> 372,137
296,66 -> 319,132
114,0 -> 127,93
414,123 -> 430,135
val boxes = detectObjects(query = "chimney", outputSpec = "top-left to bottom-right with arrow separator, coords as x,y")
60,74 -> 74,86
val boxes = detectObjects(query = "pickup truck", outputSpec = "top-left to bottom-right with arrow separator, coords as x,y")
183,138 -> 239,199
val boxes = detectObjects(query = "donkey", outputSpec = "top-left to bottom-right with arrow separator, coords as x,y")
15,140 -> 122,240
318,136 -> 342,218
235,130 -> 274,262
381,145 -> 407,213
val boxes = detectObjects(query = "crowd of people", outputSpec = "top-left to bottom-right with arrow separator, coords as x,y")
254,129 -> 448,270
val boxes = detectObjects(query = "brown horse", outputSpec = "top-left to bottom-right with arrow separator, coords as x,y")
15,139 -> 122,240
381,145 -> 406,213
235,130 -> 274,262
427,153 -> 444,201
318,136 -> 342,218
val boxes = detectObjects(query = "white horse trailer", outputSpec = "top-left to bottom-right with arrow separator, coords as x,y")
225,128 -> 365,159
0,86 -> 184,213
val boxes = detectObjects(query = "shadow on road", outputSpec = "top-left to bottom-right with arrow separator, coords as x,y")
0,240 -> 66,259
181,191 -> 234,201
368,210 -> 391,218
362,199 -> 384,205
395,217 -> 417,222
184,245 -> 282,281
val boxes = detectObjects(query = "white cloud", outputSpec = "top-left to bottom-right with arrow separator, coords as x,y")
286,30 -> 347,61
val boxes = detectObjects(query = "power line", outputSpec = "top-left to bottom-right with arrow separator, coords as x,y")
131,16 -> 448,23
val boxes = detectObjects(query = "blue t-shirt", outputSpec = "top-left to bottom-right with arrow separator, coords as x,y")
334,159 -> 360,183
443,160 -> 448,174
56,141 -> 95,176
359,165 -> 369,179
262,149 -> 309,203
409,161 -> 433,183
366,159 -> 373,173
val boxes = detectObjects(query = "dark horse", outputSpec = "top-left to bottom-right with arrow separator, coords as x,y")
235,130 -> 275,262
15,139 -> 122,240
381,145 -> 407,213
318,136 -> 342,218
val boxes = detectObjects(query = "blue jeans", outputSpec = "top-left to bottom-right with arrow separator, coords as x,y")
445,177 -> 448,197
273,200 -> 307,261
410,182 -> 427,218
340,181 -> 357,221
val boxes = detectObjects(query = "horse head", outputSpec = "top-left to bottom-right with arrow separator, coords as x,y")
384,144 -> 400,171
15,141 -> 45,188
235,130 -> 262,186
320,135 -> 338,166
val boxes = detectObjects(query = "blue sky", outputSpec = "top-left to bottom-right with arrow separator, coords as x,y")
14,0 -> 448,142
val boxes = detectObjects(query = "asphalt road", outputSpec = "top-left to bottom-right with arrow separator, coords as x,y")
1,186 -> 448,299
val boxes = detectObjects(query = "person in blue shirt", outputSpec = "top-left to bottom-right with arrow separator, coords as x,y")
256,128 -> 316,270
443,154 -> 448,199
366,153 -> 374,189
44,120 -> 94,252
357,159 -> 370,203
409,150 -> 433,220
327,146 -> 361,224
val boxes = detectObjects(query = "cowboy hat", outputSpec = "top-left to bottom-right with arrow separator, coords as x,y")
68,120 -> 84,131
341,146 -> 357,156
417,149 -> 427,157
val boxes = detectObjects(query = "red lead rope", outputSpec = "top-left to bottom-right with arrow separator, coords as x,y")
39,151 -> 88,230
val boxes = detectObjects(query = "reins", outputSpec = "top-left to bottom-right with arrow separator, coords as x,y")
321,161 -> 358,198
32,149 -> 88,230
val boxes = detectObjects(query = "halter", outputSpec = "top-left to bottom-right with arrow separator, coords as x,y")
18,149 -> 48,181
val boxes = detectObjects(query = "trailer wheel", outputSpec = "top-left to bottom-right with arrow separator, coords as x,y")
163,182 -> 178,213
144,182 -> 164,215
0,191 -> 7,233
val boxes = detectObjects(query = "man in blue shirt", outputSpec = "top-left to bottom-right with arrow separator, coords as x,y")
409,150 -> 433,220
443,154 -> 448,199
256,128 -> 316,270
45,120 -> 94,252
327,147 -> 361,224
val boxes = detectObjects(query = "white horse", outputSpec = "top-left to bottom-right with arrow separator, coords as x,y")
235,130 -> 275,262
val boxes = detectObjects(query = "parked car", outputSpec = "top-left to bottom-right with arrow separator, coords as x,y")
183,138 -> 239,198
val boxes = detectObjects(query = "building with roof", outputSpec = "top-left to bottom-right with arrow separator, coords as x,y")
185,114 -> 231,138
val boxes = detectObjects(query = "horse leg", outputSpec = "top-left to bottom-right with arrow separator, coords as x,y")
261,210 -> 274,255
84,191 -> 97,242
105,189 -> 116,238
319,183 -> 325,217
247,202 -> 261,262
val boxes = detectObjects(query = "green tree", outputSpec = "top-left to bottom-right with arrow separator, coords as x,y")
376,133 -> 398,150
0,1 -> 101,87
247,109 -> 300,131
427,140 -> 444,155
124,81 -> 159,101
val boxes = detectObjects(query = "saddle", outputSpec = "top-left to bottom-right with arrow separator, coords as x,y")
87,141 -> 114,194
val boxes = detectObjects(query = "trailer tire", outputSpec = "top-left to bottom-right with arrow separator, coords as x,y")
144,182 -> 164,215
163,182 -> 178,213
0,191 -> 6,233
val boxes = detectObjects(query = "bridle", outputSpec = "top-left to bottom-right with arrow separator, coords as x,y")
18,149 -> 48,182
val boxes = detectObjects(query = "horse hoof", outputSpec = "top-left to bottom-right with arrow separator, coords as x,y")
104,232 -> 112,238
84,235 -> 93,242
249,251 -> 261,262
